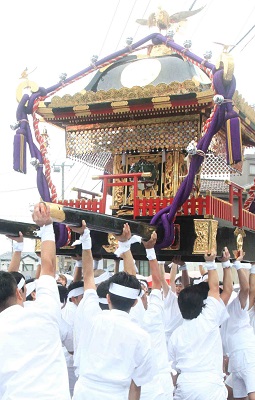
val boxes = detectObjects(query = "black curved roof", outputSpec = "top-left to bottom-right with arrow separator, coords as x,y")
85,53 -> 211,92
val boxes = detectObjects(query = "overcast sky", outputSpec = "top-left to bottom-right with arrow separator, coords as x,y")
0,0 -> 254,253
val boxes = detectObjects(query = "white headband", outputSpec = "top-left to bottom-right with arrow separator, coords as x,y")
18,278 -> 25,290
94,271 -> 111,285
109,283 -> 140,299
68,287 -> 84,299
99,297 -> 108,304
138,280 -> 148,290
71,239 -> 82,246
26,281 -> 36,297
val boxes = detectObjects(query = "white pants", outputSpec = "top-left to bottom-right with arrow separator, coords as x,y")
141,372 -> 173,400
174,381 -> 227,400
72,377 -> 129,400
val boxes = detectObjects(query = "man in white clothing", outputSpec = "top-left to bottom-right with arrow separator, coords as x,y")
0,203 -> 70,399
71,221 -> 155,400
220,255 -> 255,400
119,227 -> 174,399
168,250 -> 228,400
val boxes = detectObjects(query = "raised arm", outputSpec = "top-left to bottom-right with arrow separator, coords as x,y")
69,221 -> 95,291
114,223 -> 141,276
249,264 -> 255,310
173,256 -> 190,288
32,203 -> 55,277
159,262 -> 170,297
218,247 -> 233,305
142,231 -> 161,290
72,257 -> 83,282
7,232 -> 24,272
204,249 -> 220,300
232,250 -> 249,309
169,262 -> 178,293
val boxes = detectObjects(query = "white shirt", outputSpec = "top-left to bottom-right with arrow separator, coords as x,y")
129,296 -> 146,326
74,289 -> 155,392
220,296 -> 255,369
248,305 -> 255,334
141,289 -> 174,399
0,275 -> 70,399
143,289 -> 171,373
168,296 -> 226,383
62,300 -> 77,327
163,286 -> 183,344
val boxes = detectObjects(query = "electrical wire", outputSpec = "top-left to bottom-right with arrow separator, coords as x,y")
132,0 -> 153,41
115,0 -> 138,51
0,187 -> 37,193
230,4 -> 255,46
189,0 -> 213,39
98,0 -> 121,57
240,32 -> 255,52
229,24 -> 255,53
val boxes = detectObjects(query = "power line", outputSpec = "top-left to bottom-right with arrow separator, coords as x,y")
115,0 -> 138,51
229,24 -> 255,53
98,0 -> 121,57
231,4 -> 255,46
240,32 -> 255,52
133,0 -> 153,41
0,187 -> 37,193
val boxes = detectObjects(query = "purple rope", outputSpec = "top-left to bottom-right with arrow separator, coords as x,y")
151,69 -> 238,249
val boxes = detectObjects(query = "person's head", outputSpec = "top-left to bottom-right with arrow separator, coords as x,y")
194,281 -> 223,300
94,269 -> 111,287
0,271 -> 22,312
178,285 -> 204,320
58,284 -> 68,307
67,281 -> 84,306
175,277 -> 184,296
10,271 -> 27,302
194,281 -> 209,300
107,271 -> 141,313
96,279 -> 110,310
26,278 -> 36,301
57,274 -> 67,287
138,279 -> 149,310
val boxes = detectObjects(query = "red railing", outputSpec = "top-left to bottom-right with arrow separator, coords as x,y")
206,195 -> 233,222
242,209 -> 255,230
57,198 -> 104,213
58,174 -> 255,232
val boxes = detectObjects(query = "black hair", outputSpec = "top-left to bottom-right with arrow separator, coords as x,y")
96,279 -> 110,310
194,282 -> 209,300
67,280 -> 84,301
178,285 -> 204,320
10,271 -> 26,293
0,271 -> 17,312
194,281 -> 223,300
108,272 -> 141,313
25,278 -> 36,301
58,284 -> 68,304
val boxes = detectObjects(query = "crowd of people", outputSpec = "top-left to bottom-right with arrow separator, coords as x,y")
1,202 -> 255,399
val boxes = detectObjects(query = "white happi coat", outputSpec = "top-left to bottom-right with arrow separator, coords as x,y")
168,296 -> 228,400
73,289 -> 155,400
0,275 -> 70,399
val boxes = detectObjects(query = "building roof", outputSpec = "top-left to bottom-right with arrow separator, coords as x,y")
0,252 -> 39,262
200,179 -> 230,193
